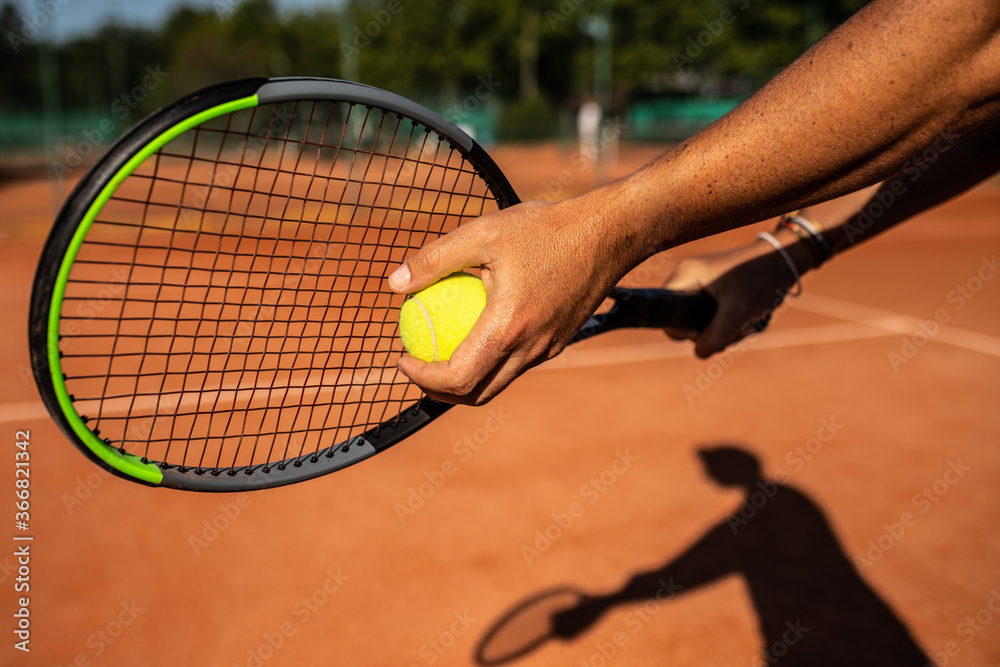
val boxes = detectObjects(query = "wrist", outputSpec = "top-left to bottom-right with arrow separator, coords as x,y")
769,224 -> 822,275
564,178 -> 667,282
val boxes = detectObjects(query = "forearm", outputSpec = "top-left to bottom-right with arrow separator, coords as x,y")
581,0 -> 1000,269
813,121 -> 1000,255
713,121 -> 1000,299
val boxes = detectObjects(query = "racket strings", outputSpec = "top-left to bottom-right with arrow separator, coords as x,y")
256,100 -> 344,470
159,110 -> 249,470
59,98 -> 499,473
299,104 -> 388,464
208,101 -> 317,471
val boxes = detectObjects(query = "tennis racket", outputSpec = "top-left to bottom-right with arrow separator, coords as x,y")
476,587 -> 607,665
29,77 -> 716,491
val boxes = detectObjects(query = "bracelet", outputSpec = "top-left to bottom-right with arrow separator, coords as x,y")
757,231 -> 802,297
777,219 -> 824,266
780,213 -> 833,265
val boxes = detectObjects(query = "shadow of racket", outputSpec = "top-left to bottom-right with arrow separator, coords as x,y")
475,587 -> 608,665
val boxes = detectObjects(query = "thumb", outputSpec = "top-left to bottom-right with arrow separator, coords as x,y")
387,227 -> 485,294
692,296 -> 739,359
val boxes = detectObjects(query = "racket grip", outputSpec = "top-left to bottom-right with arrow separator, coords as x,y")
609,287 -> 717,332
570,287 -> 717,344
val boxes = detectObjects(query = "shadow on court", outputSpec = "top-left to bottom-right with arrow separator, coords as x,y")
476,445 -> 931,667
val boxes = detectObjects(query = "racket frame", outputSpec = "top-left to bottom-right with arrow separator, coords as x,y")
29,77 -> 517,490
475,586 -> 591,666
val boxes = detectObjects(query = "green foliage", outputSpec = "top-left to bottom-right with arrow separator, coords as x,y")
0,0 -> 870,143
498,95 -> 556,142
0,2 -> 41,112
344,0 -> 520,103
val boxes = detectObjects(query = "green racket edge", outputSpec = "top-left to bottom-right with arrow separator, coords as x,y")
46,95 -> 261,485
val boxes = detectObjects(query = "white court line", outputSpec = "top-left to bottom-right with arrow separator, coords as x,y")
539,292 -> 1000,371
4,294 -> 998,424
796,293 -> 1000,358
538,320 -> 899,372
0,402 -> 51,424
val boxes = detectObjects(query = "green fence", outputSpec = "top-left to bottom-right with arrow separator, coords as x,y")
626,97 -> 743,141
0,97 -> 741,156
0,111 -> 128,152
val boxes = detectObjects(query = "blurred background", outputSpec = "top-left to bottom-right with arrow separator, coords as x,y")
1,0 -> 865,183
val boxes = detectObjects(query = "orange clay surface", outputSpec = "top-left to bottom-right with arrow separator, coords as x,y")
1,143 -> 998,666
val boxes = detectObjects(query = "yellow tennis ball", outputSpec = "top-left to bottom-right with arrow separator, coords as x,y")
399,271 -> 486,362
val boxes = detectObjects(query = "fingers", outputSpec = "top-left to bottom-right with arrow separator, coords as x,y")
664,329 -> 697,342
692,288 -> 758,358
397,344 -> 524,406
397,356 -> 485,406
398,356 -> 516,406
396,299 -> 521,405
659,243 -> 796,358
693,312 -> 733,358
388,234 -> 472,293
397,293 -> 568,405
387,214 -> 500,294
692,290 -> 781,358
660,258 -> 708,343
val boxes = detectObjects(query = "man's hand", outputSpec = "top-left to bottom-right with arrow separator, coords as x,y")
387,193 -> 642,405
551,595 -> 611,639
662,236 -> 803,358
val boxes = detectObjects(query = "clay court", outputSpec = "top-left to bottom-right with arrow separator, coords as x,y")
2,143 -> 999,666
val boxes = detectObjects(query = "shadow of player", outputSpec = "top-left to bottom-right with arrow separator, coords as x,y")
548,445 -> 931,666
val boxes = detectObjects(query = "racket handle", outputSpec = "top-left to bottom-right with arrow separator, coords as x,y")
615,287 -> 717,331
573,288 -> 717,343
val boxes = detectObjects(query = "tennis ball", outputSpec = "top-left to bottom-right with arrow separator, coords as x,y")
399,271 -> 486,362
